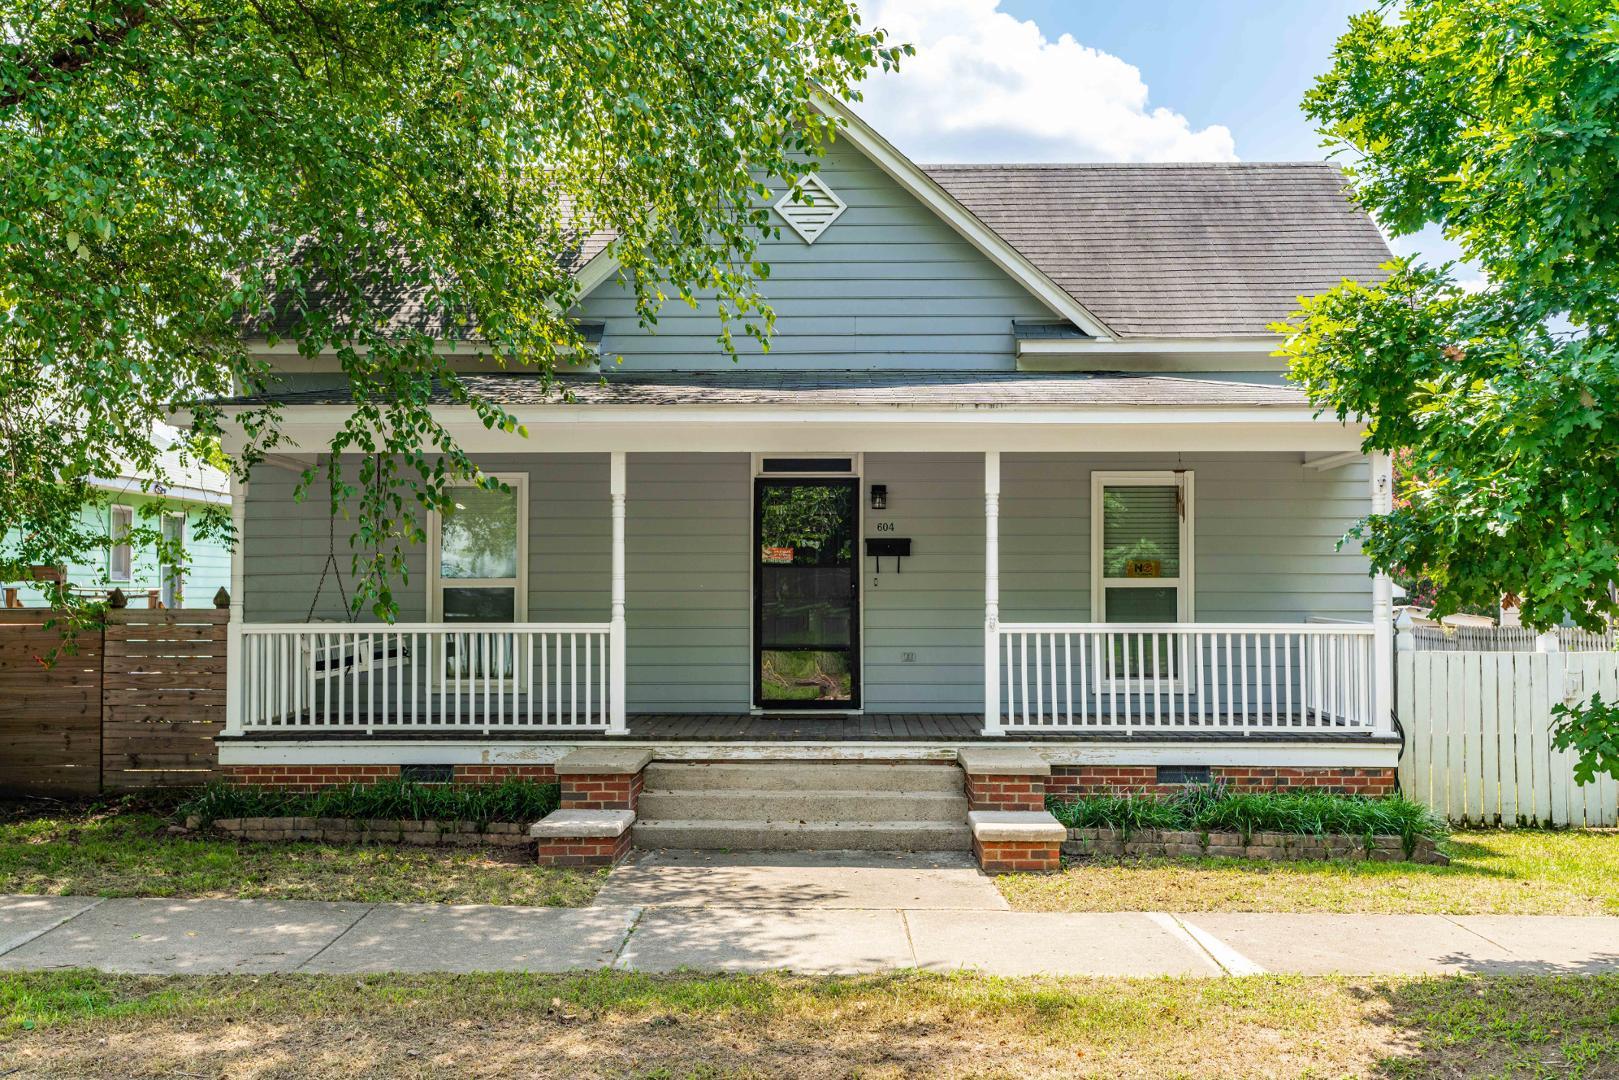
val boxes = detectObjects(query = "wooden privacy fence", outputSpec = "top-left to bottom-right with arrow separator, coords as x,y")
0,608 -> 227,794
0,611 -> 103,794
1397,650 -> 1619,827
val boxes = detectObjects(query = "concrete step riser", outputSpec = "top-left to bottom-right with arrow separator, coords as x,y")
636,790 -> 968,824
643,762 -> 964,794
633,821 -> 973,852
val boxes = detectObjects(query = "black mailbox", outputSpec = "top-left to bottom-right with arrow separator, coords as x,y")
865,537 -> 911,573
865,538 -> 911,558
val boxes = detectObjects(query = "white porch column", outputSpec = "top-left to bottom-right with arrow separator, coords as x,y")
983,451 -> 1004,735
1370,451 -> 1395,736
224,474 -> 247,737
608,450 -> 628,734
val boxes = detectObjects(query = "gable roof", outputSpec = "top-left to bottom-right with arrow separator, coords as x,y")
923,162 -> 1392,338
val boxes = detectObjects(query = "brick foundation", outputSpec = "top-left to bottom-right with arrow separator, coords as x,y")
535,830 -> 633,867
973,835 -> 1061,874
561,771 -> 643,811
1212,767 -> 1394,795
1047,765 -> 1395,797
222,765 -> 401,791
964,772 -> 1046,811
453,764 -> 558,784
221,763 -> 568,791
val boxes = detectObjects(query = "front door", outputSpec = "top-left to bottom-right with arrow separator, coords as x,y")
754,477 -> 859,709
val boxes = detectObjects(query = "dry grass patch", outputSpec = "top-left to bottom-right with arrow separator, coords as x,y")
1,970 -> 1615,1079
0,802 -> 601,907
1001,829 -> 1619,915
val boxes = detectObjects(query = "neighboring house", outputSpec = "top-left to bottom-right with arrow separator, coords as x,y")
5,443 -> 231,610
199,97 -> 1400,822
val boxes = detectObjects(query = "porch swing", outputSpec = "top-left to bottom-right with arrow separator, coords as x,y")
300,461 -> 413,699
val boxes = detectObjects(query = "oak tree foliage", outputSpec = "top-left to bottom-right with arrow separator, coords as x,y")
1,0 -> 907,617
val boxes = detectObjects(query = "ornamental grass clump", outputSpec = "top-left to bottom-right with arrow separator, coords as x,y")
1046,784 -> 1445,856
178,778 -> 560,830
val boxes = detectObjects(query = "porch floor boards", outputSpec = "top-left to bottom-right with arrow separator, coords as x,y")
230,710 -> 1380,742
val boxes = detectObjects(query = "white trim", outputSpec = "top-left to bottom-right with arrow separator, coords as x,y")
571,247 -> 621,300
1371,451 -> 1396,737
108,504 -> 134,582
1090,470 -> 1195,625
749,455 -> 865,713
225,477 -> 247,736
608,451 -> 627,734
426,474 -> 530,623
813,94 -> 1115,338
205,408 -> 1368,458
774,173 -> 847,244
750,451 -> 861,477
1303,450 -> 1364,472
1017,337 -> 1277,357
217,737 -> 1400,768
1017,336 -> 1285,376
983,451 -> 1002,735
558,94 -> 1119,336
158,510 -> 187,607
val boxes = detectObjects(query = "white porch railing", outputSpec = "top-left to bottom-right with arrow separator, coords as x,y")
994,622 -> 1378,733
236,623 -> 614,733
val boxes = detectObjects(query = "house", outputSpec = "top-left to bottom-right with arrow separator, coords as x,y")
197,98 -> 1398,855
4,437 -> 232,610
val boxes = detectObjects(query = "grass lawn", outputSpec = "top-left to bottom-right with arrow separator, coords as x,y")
0,800 -> 602,907
1001,829 -> 1619,915
1,970 -> 1615,1078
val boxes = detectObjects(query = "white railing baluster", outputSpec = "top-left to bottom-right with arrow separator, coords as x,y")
1062,634 -> 1072,727
1150,633 -> 1161,726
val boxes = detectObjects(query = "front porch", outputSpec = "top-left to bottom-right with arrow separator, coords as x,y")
228,620 -> 1385,738
221,408 -> 1398,755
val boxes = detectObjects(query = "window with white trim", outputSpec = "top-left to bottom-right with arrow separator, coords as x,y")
1090,471 -> 1193,624
429,476 -> 528,622
108,505 -> 133,582
159,511 -> 186,607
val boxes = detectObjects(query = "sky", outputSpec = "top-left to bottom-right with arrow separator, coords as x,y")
850,0 -> 1463,268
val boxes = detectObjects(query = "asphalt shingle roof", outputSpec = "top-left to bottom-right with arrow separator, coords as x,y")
923,162 -> 1392,338
226,370 -> 1306,409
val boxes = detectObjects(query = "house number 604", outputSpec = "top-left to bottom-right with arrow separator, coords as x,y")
875,521 -> 896,532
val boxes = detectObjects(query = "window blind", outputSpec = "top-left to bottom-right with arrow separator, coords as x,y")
1101,485 -> 1180,578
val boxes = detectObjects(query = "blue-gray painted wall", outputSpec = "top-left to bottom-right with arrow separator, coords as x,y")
242,451 -> 1370,714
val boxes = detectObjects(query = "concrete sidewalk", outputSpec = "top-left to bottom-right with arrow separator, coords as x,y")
3,897 -> 1615,977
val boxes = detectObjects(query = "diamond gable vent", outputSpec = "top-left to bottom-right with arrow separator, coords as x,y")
774,174 -> 847,244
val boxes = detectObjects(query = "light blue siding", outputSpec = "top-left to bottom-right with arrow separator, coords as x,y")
243,451 -> 1371,713
576,141 -> 1057,371
7,495 -> 230,609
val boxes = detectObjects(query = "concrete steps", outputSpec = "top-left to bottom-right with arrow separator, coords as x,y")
642,762 -> 963,794
634,761 -> 971,852
637,789 -> 967,823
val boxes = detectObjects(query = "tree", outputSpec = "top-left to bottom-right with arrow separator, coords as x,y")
1,0 -> 907,618
1277,0 -> 1619,777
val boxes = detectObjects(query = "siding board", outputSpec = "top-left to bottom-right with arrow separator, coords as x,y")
244,451 -> 1372,714
576,143 -> 1055,371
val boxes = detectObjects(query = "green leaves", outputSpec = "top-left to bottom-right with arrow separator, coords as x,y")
1289,0 -> 1619,784
1,0 -> 908,620
1552,692 -> 1619,784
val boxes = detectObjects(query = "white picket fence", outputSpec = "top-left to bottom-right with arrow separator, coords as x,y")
1397,651 -> 1619,826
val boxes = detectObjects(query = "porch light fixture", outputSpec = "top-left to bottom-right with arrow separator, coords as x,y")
870,484 -> 887,511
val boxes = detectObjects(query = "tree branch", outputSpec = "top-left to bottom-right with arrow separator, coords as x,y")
0,2 -> 151,109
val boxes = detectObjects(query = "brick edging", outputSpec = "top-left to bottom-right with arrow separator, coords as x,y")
1047,766 -> 1395,797
205,816 -> 531,848
1063,827 -> 1448,865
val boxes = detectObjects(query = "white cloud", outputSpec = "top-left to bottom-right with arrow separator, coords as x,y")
852,0 -> 1237,163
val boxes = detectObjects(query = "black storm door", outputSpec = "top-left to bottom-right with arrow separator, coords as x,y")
754,478 -> 859,709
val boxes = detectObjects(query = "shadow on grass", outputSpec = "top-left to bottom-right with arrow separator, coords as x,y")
1361,973 -> 1619,1078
